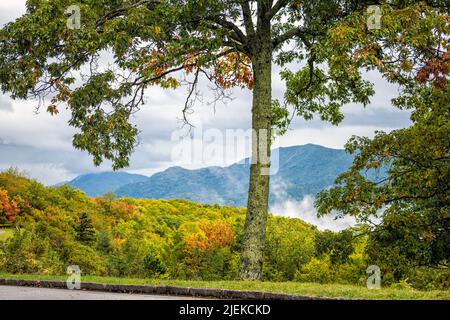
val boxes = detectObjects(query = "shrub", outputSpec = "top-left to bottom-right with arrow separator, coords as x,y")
295,256 -> 334,284
264,217 -> 316,281
143,251 -> 166,277
405,267 -> 450,291
62,242 -> 106,275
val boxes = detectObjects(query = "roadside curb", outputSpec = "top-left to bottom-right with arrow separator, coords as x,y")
0,278 -> 347,300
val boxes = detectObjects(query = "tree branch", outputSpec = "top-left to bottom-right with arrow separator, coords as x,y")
181,68 -> 200,127
266,0 -> 290,19
272,26 -> 312,48
240,0 -> 255,37
137,47 -> 238,86
205,15 -> 248,47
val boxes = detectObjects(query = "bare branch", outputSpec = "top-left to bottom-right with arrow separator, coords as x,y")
181,68 -> 201,127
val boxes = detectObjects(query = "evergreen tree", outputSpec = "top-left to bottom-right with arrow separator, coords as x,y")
75,212 -> 96,244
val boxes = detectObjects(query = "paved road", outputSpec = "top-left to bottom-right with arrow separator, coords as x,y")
0,285 -> 199,300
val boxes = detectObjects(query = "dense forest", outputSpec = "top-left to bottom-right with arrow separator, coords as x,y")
0,169 -> 447,290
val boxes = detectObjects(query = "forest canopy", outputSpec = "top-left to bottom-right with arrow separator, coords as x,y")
0,170 -> 448,290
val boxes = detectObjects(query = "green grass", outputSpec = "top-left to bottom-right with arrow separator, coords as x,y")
0,273 -> 448,300
0,228 -> 13,241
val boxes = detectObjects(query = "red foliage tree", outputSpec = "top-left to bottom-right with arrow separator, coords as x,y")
0,188 -> 20,225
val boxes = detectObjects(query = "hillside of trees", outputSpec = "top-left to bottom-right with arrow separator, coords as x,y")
0,169 -> 447,290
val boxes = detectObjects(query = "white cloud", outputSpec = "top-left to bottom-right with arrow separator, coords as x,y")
0,0 -> 26,26
269,179 -> 355,231
13,163 -> 75,186
0,95 -> 13,112
270,195 -> 356,231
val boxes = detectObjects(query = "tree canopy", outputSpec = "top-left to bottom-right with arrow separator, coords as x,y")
0,0 -> 381,168
315,1 -> 449,274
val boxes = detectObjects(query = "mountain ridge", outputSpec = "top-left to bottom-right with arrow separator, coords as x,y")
62,171 -> 148,197
62,144 -> 355,207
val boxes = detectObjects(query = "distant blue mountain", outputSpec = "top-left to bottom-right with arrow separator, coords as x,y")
60,144 -> 387,207
63,172 -> 148,197
114,144 -> 356,207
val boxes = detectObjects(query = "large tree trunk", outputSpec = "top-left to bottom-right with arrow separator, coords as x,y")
239,23 -> 273,280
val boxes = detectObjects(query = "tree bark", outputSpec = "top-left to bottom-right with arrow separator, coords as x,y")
239,19 -> 273,280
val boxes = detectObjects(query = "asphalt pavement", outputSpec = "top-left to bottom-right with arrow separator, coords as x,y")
0,285 -> 199,300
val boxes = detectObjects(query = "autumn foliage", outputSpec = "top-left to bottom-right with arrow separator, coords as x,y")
185,221 -> 235,251
0,188 -> 20,225
0,170 -> 448,289
214,51 -> 253,89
